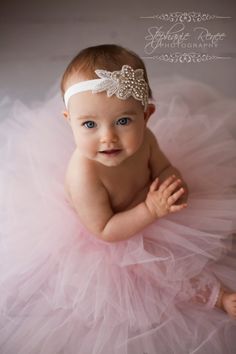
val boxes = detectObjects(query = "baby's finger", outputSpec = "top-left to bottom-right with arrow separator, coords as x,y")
169,203 -> 187,213
149,177 -> 159,193
167,187 -> 185,204
164,179 -> 182,197
159,175 -> 176,193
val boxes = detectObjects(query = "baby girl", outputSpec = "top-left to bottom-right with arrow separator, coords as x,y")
61,44 -> 236,318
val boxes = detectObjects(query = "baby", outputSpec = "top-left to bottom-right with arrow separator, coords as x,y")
61,44 -> 236,318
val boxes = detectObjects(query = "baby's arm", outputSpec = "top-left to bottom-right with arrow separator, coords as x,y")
67,162 -> 184,243
148,130 -> 189,204
67,164 -> 155,243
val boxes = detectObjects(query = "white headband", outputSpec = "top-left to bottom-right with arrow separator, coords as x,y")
64,65 -> 149,110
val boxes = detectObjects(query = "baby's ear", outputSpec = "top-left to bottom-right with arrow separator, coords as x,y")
62,110 -> 71,123
144,103 -> 156,122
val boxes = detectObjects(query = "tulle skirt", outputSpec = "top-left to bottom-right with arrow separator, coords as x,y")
0,76 -> 236,354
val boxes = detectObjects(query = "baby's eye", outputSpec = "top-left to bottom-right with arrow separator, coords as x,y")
82,121 -> 96,129
116,117 -> 131,126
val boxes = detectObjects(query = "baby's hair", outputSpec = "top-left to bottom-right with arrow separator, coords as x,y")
60,44 -> 153,102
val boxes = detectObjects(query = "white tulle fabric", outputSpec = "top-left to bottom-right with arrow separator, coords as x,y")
0,76 -> 236,354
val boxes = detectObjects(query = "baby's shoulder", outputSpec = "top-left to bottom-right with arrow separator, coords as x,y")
66,149 -> 96,184
143,128 -> 159,155
145,127 -> 158,145
64,150 -> 98,203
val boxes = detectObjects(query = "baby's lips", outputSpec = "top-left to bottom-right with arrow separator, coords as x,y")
100,149 -> 122,154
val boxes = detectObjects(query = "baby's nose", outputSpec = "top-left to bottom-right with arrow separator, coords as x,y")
100,128 -> 118,143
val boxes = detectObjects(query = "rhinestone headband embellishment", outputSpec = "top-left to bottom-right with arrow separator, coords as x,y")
64,65 -> 149,110
93,65 -> 149,109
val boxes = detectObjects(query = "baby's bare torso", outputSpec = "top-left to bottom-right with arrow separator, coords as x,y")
65,130 -> 153,212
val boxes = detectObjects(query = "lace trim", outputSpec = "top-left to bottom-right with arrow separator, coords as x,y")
177,270 -> 220,309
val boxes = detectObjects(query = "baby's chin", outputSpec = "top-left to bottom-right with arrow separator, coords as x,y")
96,156 -> 126,168
94,151 -> 129,167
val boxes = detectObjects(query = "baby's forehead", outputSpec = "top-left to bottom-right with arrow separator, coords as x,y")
70,91 -> 144,120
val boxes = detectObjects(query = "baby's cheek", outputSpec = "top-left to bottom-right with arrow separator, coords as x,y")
128,128 -> 144,146
76,135 -> 93,150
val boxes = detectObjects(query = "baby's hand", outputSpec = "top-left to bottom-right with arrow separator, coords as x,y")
145,175 -> 187,218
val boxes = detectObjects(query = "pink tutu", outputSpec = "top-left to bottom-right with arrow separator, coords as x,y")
0,76 -> 236,354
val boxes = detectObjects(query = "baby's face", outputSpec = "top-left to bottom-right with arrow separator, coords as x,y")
66,89 -> 149,167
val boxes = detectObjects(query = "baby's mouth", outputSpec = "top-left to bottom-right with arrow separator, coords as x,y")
99,149 -> 122,155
